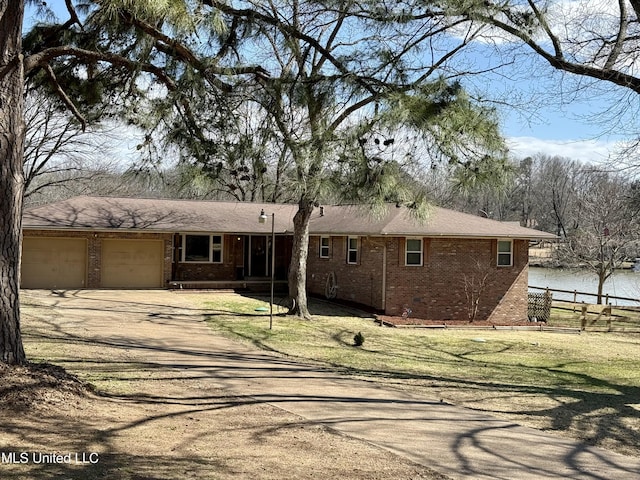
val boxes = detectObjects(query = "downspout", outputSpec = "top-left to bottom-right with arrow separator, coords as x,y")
381,241 -> 387,312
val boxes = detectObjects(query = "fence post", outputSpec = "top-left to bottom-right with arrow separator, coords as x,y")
573,290 -> 577,312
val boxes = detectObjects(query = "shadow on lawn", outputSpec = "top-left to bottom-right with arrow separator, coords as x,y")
5,352 -> 638,480
0,453 -> 225,480
15,290 -> 640,478
343,343 -> 640,456
207,311 -> 640,458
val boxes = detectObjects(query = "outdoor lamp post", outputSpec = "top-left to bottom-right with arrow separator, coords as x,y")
259,209 -> 275,329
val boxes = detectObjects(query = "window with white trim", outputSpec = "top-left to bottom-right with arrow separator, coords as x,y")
347,236 -> 359,264
405,238 -> 423,266
497,240 -> 513,267
319,236 -> 330,258
183,234 -> 223,263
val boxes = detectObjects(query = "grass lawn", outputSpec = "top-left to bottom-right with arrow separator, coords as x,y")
549,301 -> 640,331
203,293 -> 640,457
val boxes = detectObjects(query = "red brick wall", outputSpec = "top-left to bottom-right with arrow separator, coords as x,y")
173,235 -> 292,282
307,236 -> 385,309
488,264 -> 529,323
24,230 -> 293,287
24,229 -> 530,321
386,238 -> 528,321
174,234 -> 244,281
308,235 -> 529,322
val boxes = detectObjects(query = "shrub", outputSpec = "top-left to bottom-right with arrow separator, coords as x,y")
353,331 -> 365,347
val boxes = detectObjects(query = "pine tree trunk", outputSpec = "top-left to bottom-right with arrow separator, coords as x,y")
287,198 -> 314,319
0,2 -> 27,365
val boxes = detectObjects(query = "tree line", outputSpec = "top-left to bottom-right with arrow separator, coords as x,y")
3,0 -> 640,364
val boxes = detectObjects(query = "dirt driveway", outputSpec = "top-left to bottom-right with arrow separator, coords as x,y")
3,290 -> 639,480
2,289 -> 444,480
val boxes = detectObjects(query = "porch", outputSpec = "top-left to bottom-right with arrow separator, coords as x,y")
168,278 -> 289,292
171,233 -> 293,289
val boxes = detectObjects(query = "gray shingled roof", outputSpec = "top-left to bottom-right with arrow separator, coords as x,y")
22,196 -> 556,239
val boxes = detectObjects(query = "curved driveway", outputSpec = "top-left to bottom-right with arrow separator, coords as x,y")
23,290 -> 640,480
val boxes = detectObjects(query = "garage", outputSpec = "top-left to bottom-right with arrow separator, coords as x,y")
101,239 -> 164,288
21,237 -> 87,289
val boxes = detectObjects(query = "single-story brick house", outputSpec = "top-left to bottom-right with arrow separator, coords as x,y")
21,196 -> 555,321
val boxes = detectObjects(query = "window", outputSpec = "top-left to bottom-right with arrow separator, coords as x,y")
347,236 -> 359,264
497,240 -> 513,267
212,235 -> 223,263
183,234 -> 223,263
405,238 -> 423,266
319,236 -> 330,258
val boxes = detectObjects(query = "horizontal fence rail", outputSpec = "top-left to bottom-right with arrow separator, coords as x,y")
529,285 -> 640,307
530,286 -> 640,332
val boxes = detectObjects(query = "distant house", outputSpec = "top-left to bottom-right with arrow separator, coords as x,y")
21,196 -> 555,322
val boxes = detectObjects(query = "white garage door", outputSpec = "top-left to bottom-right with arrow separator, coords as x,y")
101,239 -> 164,288
21,237 -> 87,289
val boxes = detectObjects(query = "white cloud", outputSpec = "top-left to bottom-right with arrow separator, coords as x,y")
506,136 -> 617,164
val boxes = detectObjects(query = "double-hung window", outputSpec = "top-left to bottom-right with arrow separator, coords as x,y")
319,236 -> 330,258
347,236 -> 359,264
497,240 -> 513,267
405,238 -> 423,266
183,234 -> 223,263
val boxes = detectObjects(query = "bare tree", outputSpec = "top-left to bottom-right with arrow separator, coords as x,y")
457,0 -> 640,90
558,171 -> 640,303
463,259 -> 493,322
529,155 -> 584,238
140,99 -> 297,203
456,0 -> 640,165
22,88 -> 132,203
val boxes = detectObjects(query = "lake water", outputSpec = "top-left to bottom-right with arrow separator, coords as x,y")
528,267 -> 640,305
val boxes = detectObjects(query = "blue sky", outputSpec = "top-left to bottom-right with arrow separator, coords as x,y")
456,34 -> 630,165
500,89 -> 624,164
24,2 -> 629,167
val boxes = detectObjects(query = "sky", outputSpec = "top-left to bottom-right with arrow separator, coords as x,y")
459,0 -> 635,166
499,85 -> 625,164
23,1 -> 633,168
498,101 -> 623,165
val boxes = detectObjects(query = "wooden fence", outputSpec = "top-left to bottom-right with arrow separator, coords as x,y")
529,285 -> 640,307
529,285 -> 640,331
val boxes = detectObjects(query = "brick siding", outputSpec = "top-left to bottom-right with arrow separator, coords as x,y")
24,230 -> 292,287
307,236 -> 385,309
24,229 -> 530,322
173,234 -> 244,281
308,235 -> 529,322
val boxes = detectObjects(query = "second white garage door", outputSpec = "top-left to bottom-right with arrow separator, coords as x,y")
101,239 -> 164,288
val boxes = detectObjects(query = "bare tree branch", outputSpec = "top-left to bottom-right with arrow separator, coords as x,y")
43,64 -> 87,131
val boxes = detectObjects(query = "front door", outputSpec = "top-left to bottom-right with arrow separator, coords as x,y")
248,235 -> 269,277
